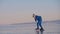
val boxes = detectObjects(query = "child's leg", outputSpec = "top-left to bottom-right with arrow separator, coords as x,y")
35,23 -> 39,30
37,23 -> 39,29
38,21 -> 43,29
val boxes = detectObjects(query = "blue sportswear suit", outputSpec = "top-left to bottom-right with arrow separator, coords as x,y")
35,15 -> 42,29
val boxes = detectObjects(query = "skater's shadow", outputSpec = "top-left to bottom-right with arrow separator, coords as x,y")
36,30 -> 44,34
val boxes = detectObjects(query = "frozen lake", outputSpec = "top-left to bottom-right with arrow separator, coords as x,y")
0,20 -> 60,34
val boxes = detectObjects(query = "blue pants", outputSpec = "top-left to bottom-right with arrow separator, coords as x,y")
37,21 -> 42,29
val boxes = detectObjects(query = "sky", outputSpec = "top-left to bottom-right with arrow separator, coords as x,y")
0,0 -> 60,25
